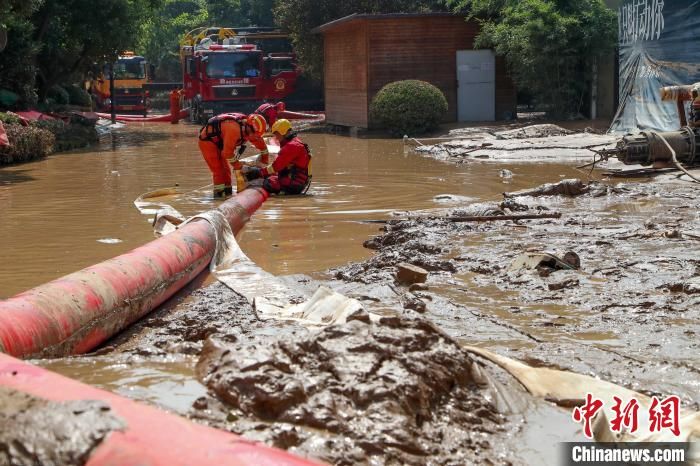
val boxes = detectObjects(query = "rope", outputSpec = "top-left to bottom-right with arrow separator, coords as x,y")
685,126 -> 697,165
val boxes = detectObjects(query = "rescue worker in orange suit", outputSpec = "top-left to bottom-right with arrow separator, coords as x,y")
254,101 -> 285,131
198,113 -> 268,197
244,119 -> 311,195
169,89 -> 184,124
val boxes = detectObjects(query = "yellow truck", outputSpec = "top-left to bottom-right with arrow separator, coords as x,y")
89,52 -> 152,115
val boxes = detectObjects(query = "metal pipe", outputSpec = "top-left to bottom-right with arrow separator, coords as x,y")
610,127 -> 700,166
0,188 -> 268,359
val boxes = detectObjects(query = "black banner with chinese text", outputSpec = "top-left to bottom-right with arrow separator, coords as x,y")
610,0 -> 700,133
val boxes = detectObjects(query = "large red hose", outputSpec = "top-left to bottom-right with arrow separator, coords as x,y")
96,110 -> 324,124
95,109 -> 190,122
0,352 -> 323,465
0,188 -> 269,359
279,110 -> 325,121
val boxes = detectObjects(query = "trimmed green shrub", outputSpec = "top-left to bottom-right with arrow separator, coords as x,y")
33,118 -> 97,152
33,119 -> 67,135
149,90 -> 170,111
47,85 -> 70,105
0,124 -> 55,164
370,80 -> 448,136
65,84 -> 92,107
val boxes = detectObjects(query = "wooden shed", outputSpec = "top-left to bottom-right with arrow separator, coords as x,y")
313,13 -> 517,128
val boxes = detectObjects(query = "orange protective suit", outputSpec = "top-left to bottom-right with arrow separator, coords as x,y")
198,116 -> 267,195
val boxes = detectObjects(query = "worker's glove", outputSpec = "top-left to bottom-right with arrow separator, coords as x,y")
243,166 -> 263,181
238,144 -> 247,157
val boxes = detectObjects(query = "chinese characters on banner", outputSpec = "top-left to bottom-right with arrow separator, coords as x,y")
572,393 -> 681,439
619,0 -> 665,45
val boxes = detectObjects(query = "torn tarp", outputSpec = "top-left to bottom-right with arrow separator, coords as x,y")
610,0 -> 700,134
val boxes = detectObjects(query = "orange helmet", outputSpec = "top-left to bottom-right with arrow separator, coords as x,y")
246,113 -> 266,136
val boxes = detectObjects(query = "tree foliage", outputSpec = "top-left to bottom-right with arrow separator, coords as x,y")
138,0 -> 276,82
0,0 -> 43,106
274,0 -> 448,81
30,0 -> 163,101
447,0 -> 617,117
0,0 -> 162,107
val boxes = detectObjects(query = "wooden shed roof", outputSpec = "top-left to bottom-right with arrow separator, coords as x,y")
311,12 -> 458,34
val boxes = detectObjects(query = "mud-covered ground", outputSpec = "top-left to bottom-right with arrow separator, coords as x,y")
328,178 -> 700,407
0,387 -> 125,465
21,123 -> 700,465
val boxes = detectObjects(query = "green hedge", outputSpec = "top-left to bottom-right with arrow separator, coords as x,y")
149,90 -> 170,111
0,123 -> 55,164
65,85 -> 92,107
47,85 -> 70,105
0,110 -> 99,164
370,80 -> 448,136
32,117 -> 98,152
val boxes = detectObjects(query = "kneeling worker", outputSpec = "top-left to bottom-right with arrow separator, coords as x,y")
244,119 -> 311,195
198,112 -> 268,197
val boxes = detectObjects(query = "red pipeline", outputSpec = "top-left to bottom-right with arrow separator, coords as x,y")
0,188 -> 269,359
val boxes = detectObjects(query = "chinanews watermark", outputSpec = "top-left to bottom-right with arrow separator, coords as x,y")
562,443 -> 690,466
562,392 -> 696,465
572,393 -> 681,439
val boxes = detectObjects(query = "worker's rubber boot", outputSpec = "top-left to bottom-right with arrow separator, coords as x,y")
223,186 -> 233,197
213,184 -> 226,198
234,170 -> 247,193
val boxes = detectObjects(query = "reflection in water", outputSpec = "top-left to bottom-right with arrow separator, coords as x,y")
238,134 -> 591,276
36,356 -> 205,414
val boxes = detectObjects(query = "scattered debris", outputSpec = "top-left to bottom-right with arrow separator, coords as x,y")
96,238 -> 123,244
508,252 -> 581,273
493,124 -> 573,139
548,278 -> 580,291
396,262 -> 429,285
446,213 -> 561,223
414,126 -> 616,162
504,179 -> 589,198
408,283 -> 429,292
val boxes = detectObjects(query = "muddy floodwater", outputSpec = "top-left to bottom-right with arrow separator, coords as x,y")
3,123 -> 698,464
0,123 -> 584,296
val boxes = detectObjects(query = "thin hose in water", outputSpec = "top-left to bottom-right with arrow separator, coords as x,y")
651,130 -> 700,184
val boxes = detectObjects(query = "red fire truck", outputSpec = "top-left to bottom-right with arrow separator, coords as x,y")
180,27 -> 301,123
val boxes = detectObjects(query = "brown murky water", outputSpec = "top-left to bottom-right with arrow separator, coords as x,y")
0,123 -> 587,297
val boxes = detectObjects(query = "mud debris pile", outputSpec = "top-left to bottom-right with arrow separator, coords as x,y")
193,313 -> 510,466
329,177 -> 700,406
503,178 -> 621,198
0,387 -> 125,465
414,124 -> 616,162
